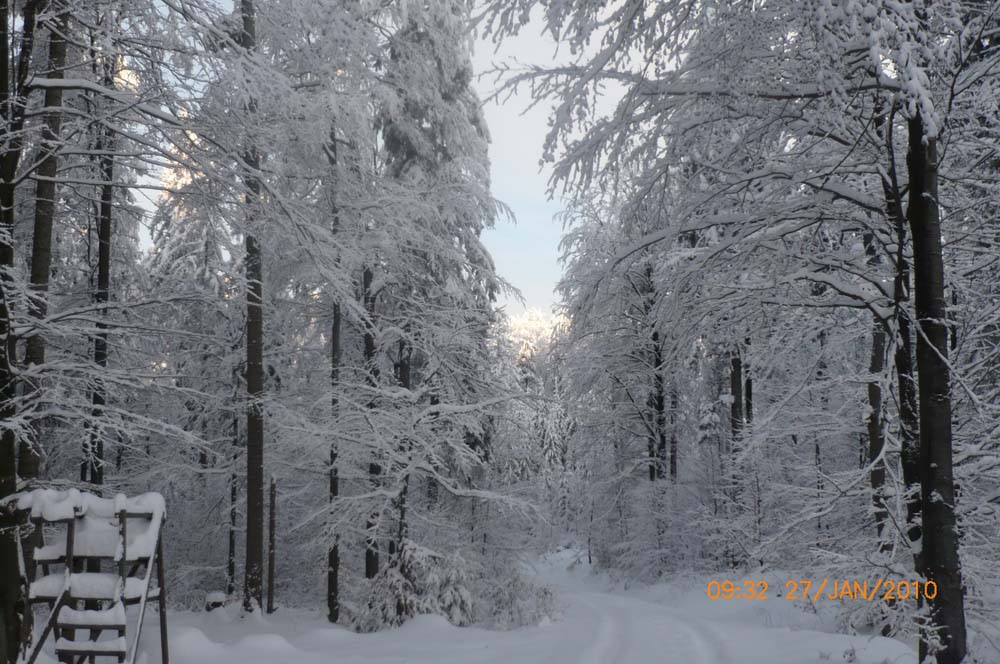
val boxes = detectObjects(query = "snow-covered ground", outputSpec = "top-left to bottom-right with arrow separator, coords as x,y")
35,550 -> 915,664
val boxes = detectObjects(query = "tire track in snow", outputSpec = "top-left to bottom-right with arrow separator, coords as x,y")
668,610 -> 728,664
564,590 -> 725,664
570,592 -> 626,664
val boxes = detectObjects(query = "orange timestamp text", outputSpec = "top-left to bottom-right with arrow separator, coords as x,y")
706,578 -> 938,602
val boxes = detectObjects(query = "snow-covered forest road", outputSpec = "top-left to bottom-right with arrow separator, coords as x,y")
116,552 -> 914,664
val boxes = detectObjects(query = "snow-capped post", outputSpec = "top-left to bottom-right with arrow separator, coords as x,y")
267,476 -> 276,614
156,537 -> 169,664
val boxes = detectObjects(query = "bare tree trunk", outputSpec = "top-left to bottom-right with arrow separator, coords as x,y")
326,127 -> 341,623
649,330 -> 667,481
743,338 -> 752,425
327,303 -> 341,620
227,410 -> 238,596
392,339 -> 413,619
22,4 -> 68,485
394,340 -> 411,556
362,265 -> 380,580
864,237 -> 888,545
729,349 -> 744,441
814,327 -> 829,534
240,0 -> 265,613
907,112 -> 966,664
668,385 -> 678,481
0,3 -> 41,659
266,477 -> 275,614
83,57 -> 115,489
17,7 -> 67,625
879,101 -> 923,553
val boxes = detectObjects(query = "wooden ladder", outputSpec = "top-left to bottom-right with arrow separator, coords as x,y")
12,489 -> 169,664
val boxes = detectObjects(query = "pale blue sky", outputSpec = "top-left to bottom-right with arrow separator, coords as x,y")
473,28 -> 564,316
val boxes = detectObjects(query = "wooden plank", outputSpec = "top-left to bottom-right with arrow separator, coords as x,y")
25,591 -> 67,664
156,537 -> 169,664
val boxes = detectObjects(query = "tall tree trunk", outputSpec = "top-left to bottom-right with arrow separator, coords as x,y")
17,6 -> 67,628
907,112 -> 966,664
392,340 -> 412,618
83,57 -> 115,488
729,349 -> 744,441
266,476 -> 276,613
327,302 -> 341,620
879,103 -> 923,556
894,251 -> 921,548
649,329 -> 667,481
814,328 -> 828,534
743,338 -> 752,425
1,3 -> 41,660
863,235 -> 888,545
668,385 -> 678,481
22,4 -> 68,485
227,413 -> 238,597
240,0 -> 265,613
326,127 -> 341,623
724,351 -> 744,565
394,341 -> 411,558
362,265 -> 379,580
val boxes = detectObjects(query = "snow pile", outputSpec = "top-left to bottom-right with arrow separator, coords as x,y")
58,602 -> 127,627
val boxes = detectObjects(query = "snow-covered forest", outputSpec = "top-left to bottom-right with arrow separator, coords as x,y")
0,1 -> 998,663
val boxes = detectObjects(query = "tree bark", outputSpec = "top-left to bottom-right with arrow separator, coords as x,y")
743,338 -> 752,426
326,452 -> 339,613
266,476 -> 275,614
83,53 -> 115,488
240,0 -> 265,613
325,125 -> 341,622
865,328 -> 887,541
863,235 -> 888,545
648,329 -> 667,481
906,112 -> 966,664
227,414 -> 238,597
729,349 -> 744,441
668,385 -> 678,481
362,265 -> 379,580
0,3 -> 42,660
21,4 -> 68,485
878,107 -> 923,555
394,341 -> 411,557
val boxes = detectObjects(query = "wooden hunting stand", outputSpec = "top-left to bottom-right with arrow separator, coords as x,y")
10,489 -> 169,664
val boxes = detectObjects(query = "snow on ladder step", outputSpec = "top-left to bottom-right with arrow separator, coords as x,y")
35,519 -> 117,562
55,636 -> 127,655
34,518 -> 160,562
14,489 -> 166,522
57,602 -> 127,629
30,572 -> 145,602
